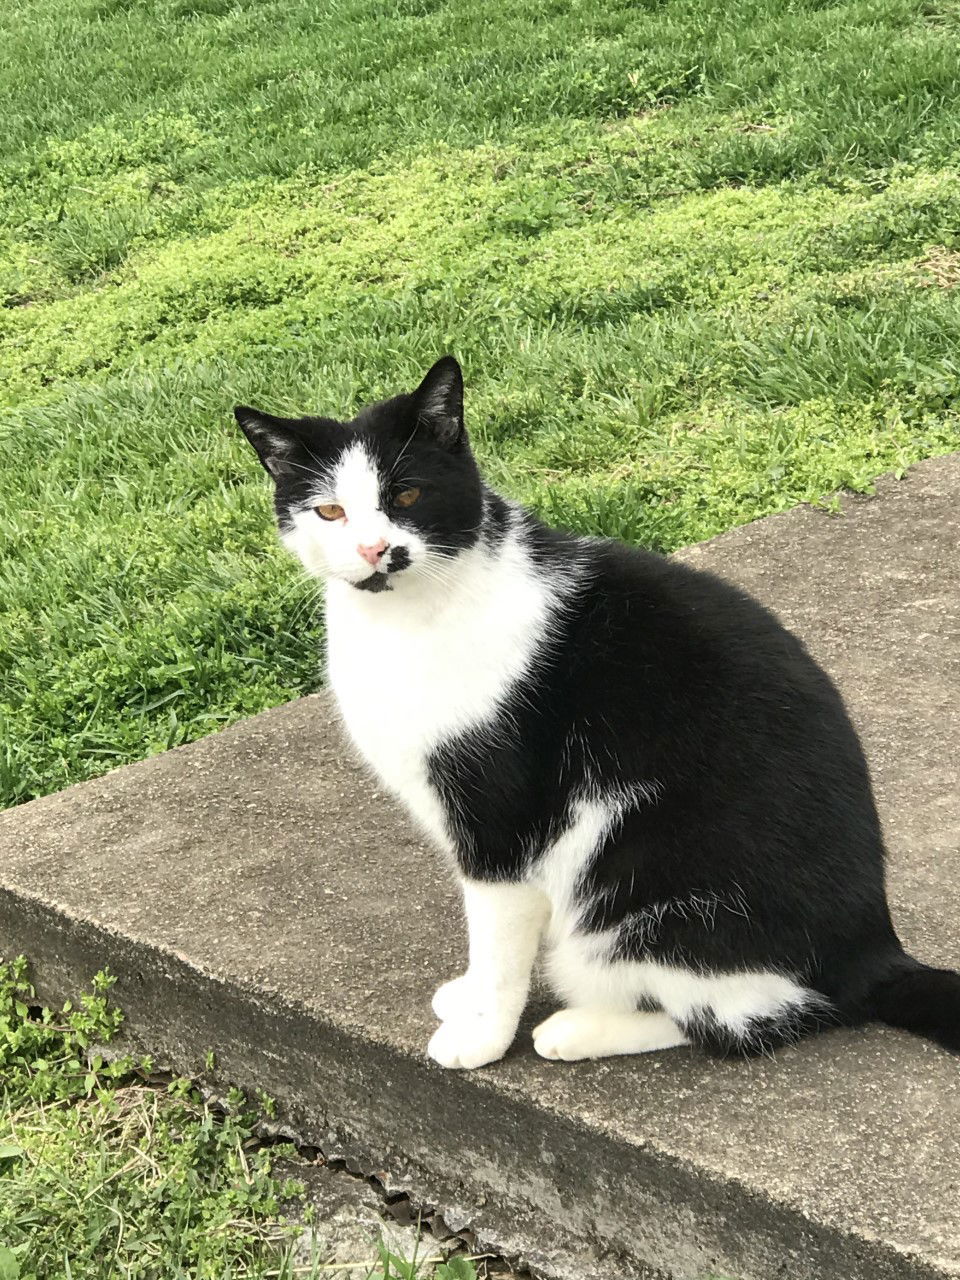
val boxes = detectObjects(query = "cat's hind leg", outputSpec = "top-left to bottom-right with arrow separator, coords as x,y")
534,1008 -> 689,1060
668,973 -> 833,1058
539,930 -> 827,1060
535,930 -> 690,1060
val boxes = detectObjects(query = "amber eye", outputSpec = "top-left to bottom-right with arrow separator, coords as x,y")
315,503 -> 345,521
393,487 -> 421,509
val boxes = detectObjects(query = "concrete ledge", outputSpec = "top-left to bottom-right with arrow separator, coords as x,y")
3,456 -> 960,1279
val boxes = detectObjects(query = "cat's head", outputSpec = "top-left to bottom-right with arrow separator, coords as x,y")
234,357 -> 484,592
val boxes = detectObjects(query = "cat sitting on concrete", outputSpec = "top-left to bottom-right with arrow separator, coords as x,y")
235,357 -> 960,1068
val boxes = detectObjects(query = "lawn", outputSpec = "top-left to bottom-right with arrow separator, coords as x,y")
0,959 -> 480,1280
2,0 -> 960,811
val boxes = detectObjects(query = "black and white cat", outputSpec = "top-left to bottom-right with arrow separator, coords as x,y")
235,357 -> 960,1068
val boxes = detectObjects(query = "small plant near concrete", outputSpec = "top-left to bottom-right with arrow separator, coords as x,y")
0,959 -> 476,1280
374,1243 -> 477,1280
0,957 -> 303,1277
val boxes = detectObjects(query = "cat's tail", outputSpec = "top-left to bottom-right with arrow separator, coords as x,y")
871,956 -> 960,1052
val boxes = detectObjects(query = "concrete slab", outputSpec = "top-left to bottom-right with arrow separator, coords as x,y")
2,455 -> 960,1280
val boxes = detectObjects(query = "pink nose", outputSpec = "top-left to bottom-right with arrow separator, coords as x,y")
357,538 -> 389,567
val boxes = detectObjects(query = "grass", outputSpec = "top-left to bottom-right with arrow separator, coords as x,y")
2,0 -> 960,808
0,957 -> 478,1280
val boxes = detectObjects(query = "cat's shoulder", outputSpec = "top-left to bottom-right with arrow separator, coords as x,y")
541,526 -> 808,677
547,525 -> 778,623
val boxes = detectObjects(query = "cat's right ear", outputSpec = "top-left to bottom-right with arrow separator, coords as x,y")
234,406 -> 298,479
411,356 -> 465,448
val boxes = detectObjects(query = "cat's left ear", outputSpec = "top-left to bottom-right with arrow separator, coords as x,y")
234,405 -> 299,478
412,356 -> 464,448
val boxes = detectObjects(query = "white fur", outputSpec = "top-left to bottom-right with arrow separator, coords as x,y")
287,449 -> 814,1068
325,505 -> 558,852
282,442 -> 429,587
427,880 -> 549,1069
528,785 -> 655,930
545,930 -> 812,1038
528,795 -> 613,925
533,1008 -> 689,1060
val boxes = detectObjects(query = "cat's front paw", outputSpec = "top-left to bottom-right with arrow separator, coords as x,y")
431,974 -> 481,1022
427,1016 -> 515,1070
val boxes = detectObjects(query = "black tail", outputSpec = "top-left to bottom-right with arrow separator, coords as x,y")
872,960 -> 960,1052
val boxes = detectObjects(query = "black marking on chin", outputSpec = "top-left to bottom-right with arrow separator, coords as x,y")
354,572 -> 392,593
387,546 -> 411,574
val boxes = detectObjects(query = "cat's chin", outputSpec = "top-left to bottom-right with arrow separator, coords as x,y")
351,571 -> 392,593
346,556 -> 418,593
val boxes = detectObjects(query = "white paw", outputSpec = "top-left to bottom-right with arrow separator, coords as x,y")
533,1009 -> 601,1061
427,1016 -> 514,1070
431,974 -> 481,1022
533,1008 -> 689,1061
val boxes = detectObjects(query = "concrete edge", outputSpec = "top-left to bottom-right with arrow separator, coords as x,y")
2,882 -> 947,1280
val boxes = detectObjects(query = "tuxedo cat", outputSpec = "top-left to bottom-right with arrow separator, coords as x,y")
235,357 -> 960,1068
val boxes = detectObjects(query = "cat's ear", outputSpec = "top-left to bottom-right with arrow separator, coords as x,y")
411,356 -> 464,448
234,406 -> 299,478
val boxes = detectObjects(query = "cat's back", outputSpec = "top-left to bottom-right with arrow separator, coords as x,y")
560,530 -> 870,794
572,532 -> 823,691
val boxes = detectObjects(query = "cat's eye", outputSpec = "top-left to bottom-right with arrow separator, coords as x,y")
393,487 -> 421,509
315,503 -> 345,521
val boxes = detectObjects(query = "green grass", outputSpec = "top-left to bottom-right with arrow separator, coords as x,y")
3,0 -> 960,806
0,958 -> 478,1280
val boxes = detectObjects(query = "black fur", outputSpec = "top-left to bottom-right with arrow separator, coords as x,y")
871,963 -> 960,1052
426,519 -> 928,1051
235,358 -> 960,1058
235,357 -> 483,559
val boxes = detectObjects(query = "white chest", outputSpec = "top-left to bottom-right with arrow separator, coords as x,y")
323,547 -> 551,851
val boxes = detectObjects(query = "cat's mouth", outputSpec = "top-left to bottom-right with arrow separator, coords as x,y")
351,545 -> 412,592
353,571 -> 392,593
